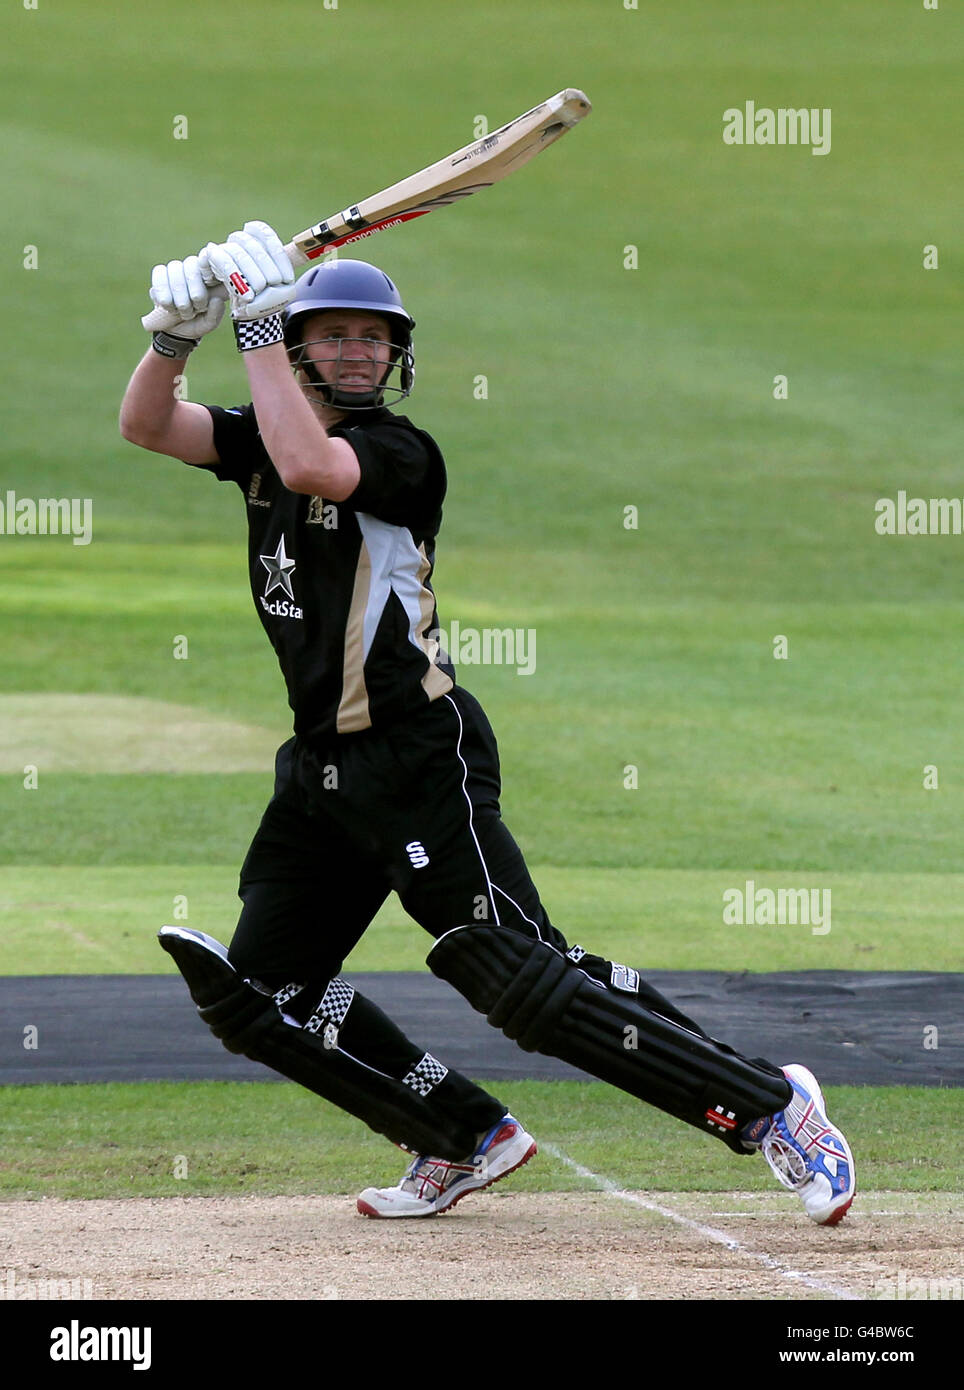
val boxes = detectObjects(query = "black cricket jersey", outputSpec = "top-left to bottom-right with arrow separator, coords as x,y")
192,403 -> 455,739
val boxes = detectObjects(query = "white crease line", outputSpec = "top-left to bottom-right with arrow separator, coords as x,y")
709,1211 -> 922,1218
543,1143 -> 859,1301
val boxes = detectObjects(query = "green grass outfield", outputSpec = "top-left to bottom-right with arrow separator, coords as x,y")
0,1 -> 960,1201
0,865 -> 960,974
0,1081 -> 954,1202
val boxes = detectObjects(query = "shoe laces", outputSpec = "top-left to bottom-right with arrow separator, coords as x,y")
761,1130 -> 812,1191
761,1079 -> 843,1191
400,1154 -> 481,1201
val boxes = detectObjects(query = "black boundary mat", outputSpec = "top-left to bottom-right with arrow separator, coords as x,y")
1,970 -> 960,1086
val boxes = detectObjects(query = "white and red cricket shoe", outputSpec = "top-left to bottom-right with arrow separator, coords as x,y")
357,1115 -> 537,1218
751,1064 -> 856,1226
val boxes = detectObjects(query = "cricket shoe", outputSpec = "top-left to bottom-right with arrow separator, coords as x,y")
356,1115 -> 537,1218
752,1063 -> 855,1226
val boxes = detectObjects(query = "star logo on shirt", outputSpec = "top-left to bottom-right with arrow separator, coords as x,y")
260,534 -> 296,600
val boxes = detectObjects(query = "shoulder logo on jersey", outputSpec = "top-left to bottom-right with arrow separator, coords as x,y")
247,472 -> 271,508
259,534 -> 303,620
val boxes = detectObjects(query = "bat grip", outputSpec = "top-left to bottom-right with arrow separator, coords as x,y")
141,284 -> 228,333
139,239 -> 304,332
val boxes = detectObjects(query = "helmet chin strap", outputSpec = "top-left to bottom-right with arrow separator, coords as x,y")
328,387 -> 384,409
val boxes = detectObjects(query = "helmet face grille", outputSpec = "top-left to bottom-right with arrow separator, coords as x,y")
288,334 -> 415,411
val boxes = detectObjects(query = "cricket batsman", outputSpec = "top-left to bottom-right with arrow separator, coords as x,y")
119,221 -> 856,1223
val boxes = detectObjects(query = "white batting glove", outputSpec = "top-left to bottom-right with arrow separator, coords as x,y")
202,221 -> 295,351
147,255 -> 227,357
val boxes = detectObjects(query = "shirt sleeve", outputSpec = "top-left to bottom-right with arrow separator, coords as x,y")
190,404 -> 265,489
339,420 -> 446,528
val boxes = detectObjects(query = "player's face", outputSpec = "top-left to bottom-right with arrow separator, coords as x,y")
299,311 -> 395,395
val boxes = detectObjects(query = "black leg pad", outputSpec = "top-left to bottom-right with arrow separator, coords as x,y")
160,925 -> 477,1160
428,925 -> 791,1149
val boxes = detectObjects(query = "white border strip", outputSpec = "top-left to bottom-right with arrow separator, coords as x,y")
493,882 -> 544,940
443,694 -> 501,926
543,1142 -> 859,1301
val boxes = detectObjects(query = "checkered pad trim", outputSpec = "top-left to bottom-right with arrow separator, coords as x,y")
234,313 -> 284,352
566,944 -> 587,963
273,981 -> 304,1007
303,978 -> 355,1036
402,1053 -> 449,1097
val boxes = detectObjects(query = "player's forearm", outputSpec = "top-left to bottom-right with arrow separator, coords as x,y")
241,344 -> 360,499
118,350 -> 188,444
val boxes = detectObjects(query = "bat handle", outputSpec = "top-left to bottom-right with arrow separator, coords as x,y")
140,284 -> 228,333
139,240 -> 306,332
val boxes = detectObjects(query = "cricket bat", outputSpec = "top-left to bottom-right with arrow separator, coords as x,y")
142,88 -> 592,332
